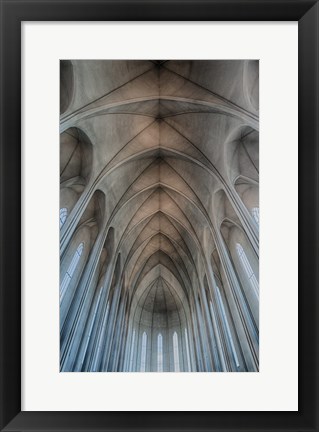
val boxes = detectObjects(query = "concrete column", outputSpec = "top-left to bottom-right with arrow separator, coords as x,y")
108,294 -> 127,371
193,290 -> 214,372
122,316 -> 134,372
101,277 -> 124,370
198,278 -> 225,371
225,185 -> 259,257
204,264 -> 232,371
189,301 -> 204,371
117,304 -> 130,371
60,225 -> 108,370
185,320 -> 197,372
74,248 -> 119,371
214,230 -> 259,370
60,180 -> 95,258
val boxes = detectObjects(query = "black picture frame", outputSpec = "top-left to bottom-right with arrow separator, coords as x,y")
0,1 -> 318,431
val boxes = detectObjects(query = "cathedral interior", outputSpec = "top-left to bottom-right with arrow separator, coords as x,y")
60,60 -> 259,372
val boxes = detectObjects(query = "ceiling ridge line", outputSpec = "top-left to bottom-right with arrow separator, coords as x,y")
159,189 -> 216,271
120,207 -> 199,256
123,214 -> 193,265
118,182 -> 235,305
100,161 -> 159,236
91,119 -> 157,188
135,279 -> 158,323
162,159 -> 217,226
124,226 -> 192,281
135,251 -> 187,294
133,232 -> 187,270
60,65 -> 155,123
120,215 -> 204,299
125,225 -> 197,289
156,127 -> 259,244
136,234 -> 194,287
128,230 -> 190,264
159,276 -> 192,321
161,279 -> 185,320
60,140 -> 81,178
159,158 -> 209,206
155,245 -> 206,307
133,279 -> 157,317
241,141 -> 259,174
104,157 -> 162,227
103,147 -> 222,233
160,109 -> 240,121
162,119 -> 229,186
112,199 -> 206,285
61,99 -> 161,130
162,64 -> 259,122
120,210 -> 191,261
61,96 -> 258,131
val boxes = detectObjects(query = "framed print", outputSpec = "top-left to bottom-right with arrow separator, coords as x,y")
0,1 -> 318,431
58,58 -> 260,375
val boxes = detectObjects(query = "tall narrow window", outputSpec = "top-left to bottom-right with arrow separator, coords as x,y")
173,331 -> 180,372
140,332 -> 147,372
184,328 -> 191,372
60,207 -> 68,228
236,243 -> 259,299
157,333 -> 163,372
60,242 -> 84,302
129,329 -> 136,372
251,207 -> 259,225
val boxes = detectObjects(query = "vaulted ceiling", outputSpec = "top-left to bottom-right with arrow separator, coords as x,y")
60,60 -> 259,319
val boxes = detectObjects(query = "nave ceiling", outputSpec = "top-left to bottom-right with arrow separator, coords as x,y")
60,60 -> 259,372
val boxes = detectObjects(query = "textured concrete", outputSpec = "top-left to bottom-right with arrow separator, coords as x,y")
60,60 -> 259,372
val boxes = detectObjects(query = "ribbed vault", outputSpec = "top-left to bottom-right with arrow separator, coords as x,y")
60,60 -> 259,372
